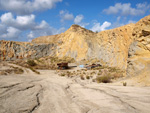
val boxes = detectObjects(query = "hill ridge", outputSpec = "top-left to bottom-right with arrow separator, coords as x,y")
1,15 -> 150,71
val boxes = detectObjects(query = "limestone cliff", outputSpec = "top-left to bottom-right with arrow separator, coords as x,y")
89,24 -> 134,69
127,15 -> 150,85
2,15 -> 150,71
32,24 -> 134,69
0,40 -> 56,61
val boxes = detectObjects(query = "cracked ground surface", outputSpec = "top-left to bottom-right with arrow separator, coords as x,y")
0,69 -> 150,113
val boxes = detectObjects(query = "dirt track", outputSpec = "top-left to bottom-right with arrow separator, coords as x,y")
0,69 -> 150,113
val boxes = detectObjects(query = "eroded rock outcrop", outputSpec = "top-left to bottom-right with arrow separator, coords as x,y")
32,24 -> 135,69
0,40 -> 56,61
2,15 -> 150,71
127,15 -> 150,84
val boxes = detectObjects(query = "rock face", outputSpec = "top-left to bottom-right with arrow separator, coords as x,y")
127,15 -> 150,83
1,15 -> 150,71
0,40 -> 56,61
32,24 -> 134,69
88,24 -> 134,69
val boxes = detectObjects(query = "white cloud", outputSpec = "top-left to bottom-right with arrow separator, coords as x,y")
59,10 -> 74,22
74,15 -> 84,24
27,20 -> 66,41
34,20 -> 49,30
0,0 -> 62,15
111,22 -> 124,29
0,24 -> 6,34
90,21 -> 111,32
56,27 -> 66,34
27,21 -> 54,40
0,27 -> 21,39
73,14 -> 89,28
0,12 -> 65,40
111,15 -> 137,29
136,2 -> 150,9
0,12 -> 35,30
28,23 -> 66,41
0,12 -> 14,24
80,23 -> 89,28
128,20 -> 137,24
16,15 -> 35,27
103,3 -> 150,16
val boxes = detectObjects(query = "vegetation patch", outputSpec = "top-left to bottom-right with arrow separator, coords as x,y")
27,60 -> 37,66
123,82 -> 127,86
86,75 -> 90,79
80,74 -> 85,80
29,67 -> 40,74
60,73 -> 66,77
13,67 -> 24,74
0,65 -> 24,75
96,75 -> 111,83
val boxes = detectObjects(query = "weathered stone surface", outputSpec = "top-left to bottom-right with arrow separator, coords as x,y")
127,15 -> 150,84
0,40 -> 56,61
1,15 -> 150,71
89,24 -> 134,69
32,24 -> 134,69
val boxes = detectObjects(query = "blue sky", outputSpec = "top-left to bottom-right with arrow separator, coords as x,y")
0,0 -> 150,42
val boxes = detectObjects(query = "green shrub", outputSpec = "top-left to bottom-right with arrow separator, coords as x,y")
60,73 -> 65,76
86,75 -> 90,79
123,82 -> 127,86
97,72 -> 101,76
27,60 -> 37,66
96,75 -> 111,83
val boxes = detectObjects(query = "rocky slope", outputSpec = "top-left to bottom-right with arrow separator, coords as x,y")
32,24 -> 134,69
0,40 -> 56,61
127,15 -> 150,85
1,15 -> 150,71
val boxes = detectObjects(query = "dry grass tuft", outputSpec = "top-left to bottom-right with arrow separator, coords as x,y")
96,75 -> 111,83
86,75 -> 90,79
60,73 -> 66,77
13,67 -> 24,74
80,74 -> 85,80
27,60 -> 37,66
123,82 -> 127,86
29,67 -> 40,74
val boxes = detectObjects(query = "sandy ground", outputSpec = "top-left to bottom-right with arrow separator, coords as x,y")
0,63 -> 150,113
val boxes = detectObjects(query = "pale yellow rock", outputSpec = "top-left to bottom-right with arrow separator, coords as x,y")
127,15 -> 150,85
1,15 -> 150,72
0,40 -> 54,60
32,24 -> 135,69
